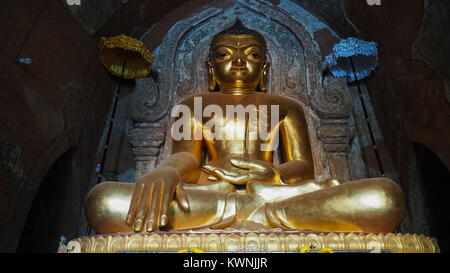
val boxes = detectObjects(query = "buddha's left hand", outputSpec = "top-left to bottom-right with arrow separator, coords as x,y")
202,157 -> 280,185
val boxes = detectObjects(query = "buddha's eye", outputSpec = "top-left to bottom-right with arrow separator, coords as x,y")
218,52 -> 229,58
249,52 -> 259,58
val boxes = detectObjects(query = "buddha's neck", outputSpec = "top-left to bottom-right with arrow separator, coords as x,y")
219,87 -> 256,95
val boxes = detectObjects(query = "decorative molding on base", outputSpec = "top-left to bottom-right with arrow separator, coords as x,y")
68,230 -> 439,253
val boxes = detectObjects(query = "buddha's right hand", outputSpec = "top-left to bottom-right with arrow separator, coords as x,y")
126,165 -> 190,232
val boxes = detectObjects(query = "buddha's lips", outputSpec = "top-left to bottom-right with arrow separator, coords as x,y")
230,68 -> 248,72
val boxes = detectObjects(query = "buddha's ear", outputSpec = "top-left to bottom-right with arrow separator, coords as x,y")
259,62 -> 270,92
206,61 -> 217,91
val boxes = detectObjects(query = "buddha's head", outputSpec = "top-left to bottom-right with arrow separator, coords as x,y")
207,20 -> 270,93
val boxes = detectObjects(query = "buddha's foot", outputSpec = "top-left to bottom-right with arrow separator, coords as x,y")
264,178 -> 406,233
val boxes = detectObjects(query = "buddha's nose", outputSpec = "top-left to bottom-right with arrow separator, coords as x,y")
232,52 -> 246,67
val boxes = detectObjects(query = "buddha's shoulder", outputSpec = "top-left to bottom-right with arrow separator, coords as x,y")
176,92 -> 304,108
259,93 -> 304,107
176,92 -> 237,105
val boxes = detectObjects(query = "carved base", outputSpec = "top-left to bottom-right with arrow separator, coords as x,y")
68,230 -> 439,253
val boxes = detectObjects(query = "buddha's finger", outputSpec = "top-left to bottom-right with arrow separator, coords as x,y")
159,180 -> 175,226
227,169 -> 267,184
212,169 -> 248,184
212,169 -> 233,181
201,165 -> 219,179
205,167 -> 229,181
201,165 -> 214,174
146,182 -> 162,232
204,165 -> 242,178
134,183 -> 154,232
228,173 -> 252,184
221,168 -> 241,176
207,176 -> 218,181
202,165 -> 239,176
126,183 -> 144,226
230,158 -> 266,170
176,183 -> 190,211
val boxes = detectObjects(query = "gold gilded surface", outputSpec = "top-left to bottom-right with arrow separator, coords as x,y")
86,22 -> 409,238
98,34 -> 154,79
68,231 -> 439,253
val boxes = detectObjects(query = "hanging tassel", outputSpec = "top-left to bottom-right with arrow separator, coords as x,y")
14,58 -> 32,64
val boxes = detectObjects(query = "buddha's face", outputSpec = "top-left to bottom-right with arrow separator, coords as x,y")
209,34 -> 266,92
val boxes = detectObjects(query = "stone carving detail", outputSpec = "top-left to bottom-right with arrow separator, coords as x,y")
312,75 -> 353,119
128,123 -> 166,180
128,0 -> 356,181
130,76 -> 159,122
317,122 -> 356,181
128,127 -> 165,157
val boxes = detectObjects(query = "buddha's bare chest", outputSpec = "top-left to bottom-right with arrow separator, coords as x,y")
197,96 -> 281,158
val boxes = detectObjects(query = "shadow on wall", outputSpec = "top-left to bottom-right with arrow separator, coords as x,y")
409,142 -> 450,253
17,148 -> 80,253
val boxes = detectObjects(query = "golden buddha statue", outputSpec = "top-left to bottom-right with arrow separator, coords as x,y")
85,21 -> 406,236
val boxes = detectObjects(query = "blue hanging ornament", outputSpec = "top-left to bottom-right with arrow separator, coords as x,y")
323,38 -> 378,82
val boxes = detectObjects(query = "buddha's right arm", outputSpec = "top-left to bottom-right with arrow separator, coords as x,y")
165,103 -> 203,184
156,152 -> 201,184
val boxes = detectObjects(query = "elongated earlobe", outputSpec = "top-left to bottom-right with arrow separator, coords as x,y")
259,62 -> 270,92
206,61 -> 217,91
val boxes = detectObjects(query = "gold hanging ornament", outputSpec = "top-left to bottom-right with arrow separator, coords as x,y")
98,34 -> 154,79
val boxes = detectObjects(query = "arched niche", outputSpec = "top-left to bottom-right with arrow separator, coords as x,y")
128,0 -> 355,182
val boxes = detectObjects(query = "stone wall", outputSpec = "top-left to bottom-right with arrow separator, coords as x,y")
0,0 -> 183,252
343,0 -> 450,250
344,0 -> 450,174
0,0 -> 112,252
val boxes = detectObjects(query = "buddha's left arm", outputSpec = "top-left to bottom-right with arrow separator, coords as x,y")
277,102 -> 315,184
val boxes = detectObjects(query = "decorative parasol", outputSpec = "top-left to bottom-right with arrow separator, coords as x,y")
323,37 -> 384,177
93,34 -> 153,203
98,34 -> 154,79
88,35 -> 153,235
323,37 -> 378,82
